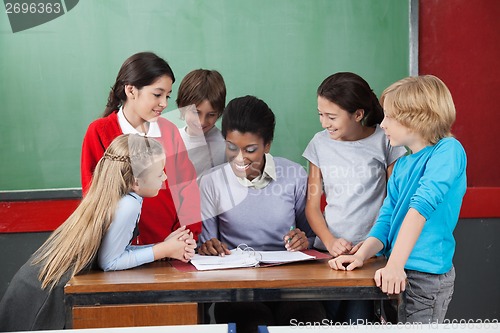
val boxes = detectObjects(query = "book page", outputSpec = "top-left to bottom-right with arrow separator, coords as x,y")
190,249 -> 259,271
190,248 -> 318,271
256,250 -> 316,264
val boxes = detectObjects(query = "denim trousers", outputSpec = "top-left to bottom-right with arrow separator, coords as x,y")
398,266 -> 455,324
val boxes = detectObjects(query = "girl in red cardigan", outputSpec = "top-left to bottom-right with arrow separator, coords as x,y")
81,52 -> 201,245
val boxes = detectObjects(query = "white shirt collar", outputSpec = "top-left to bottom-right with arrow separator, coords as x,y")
117,107 -> 161,137
236,153 -> 277,189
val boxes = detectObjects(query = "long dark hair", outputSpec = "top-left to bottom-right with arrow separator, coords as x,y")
103,52 -> 175,117
317,72 -> 384,127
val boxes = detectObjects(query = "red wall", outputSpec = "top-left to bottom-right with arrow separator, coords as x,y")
0,200 -> 80,233
419,0 -> 500,187
420,0 -> 500,218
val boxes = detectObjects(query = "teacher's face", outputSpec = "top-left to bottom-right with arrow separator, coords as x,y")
225,130 -> 270,181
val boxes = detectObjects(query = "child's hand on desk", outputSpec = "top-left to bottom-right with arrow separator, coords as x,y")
198,238 -> 231,256
153,226 -> 195,262
326,238 -> 353,257
165,226 -> 196,261
283,228 -> 309,252
328,254 -> 364,271
165,225 -> 188,240
183,232 -> 196,261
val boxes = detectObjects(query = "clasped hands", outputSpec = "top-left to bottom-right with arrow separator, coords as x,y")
161,225 -> 196,262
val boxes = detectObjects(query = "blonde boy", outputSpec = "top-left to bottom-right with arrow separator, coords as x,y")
330,75 -> 467,324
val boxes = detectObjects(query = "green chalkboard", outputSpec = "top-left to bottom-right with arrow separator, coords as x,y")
0,0 -> 410,191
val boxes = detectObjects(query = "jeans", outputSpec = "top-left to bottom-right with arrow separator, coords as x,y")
399,266 -> 455,324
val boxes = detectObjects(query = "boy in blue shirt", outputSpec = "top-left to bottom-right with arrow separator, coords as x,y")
329,75 -> 467,324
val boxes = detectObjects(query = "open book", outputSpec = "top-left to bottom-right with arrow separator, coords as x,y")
190,244 -> 320,271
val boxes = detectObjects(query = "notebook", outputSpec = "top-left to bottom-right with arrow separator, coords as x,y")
189,244 -> 322,271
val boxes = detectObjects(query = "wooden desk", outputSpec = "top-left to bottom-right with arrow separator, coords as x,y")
65,257 -> 392,328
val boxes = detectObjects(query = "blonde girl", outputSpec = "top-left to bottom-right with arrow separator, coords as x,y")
0,134 -> 196,331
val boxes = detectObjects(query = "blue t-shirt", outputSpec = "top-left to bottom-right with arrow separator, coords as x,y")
368,137 -> 467,274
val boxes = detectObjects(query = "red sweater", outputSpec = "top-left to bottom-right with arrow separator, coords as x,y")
81,111 -> 201,244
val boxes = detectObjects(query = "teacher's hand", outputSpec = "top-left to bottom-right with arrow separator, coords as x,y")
198,238 -> 231,256
284,228 -> 309,252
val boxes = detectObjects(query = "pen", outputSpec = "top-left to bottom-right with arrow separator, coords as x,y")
288,226 -> 295,243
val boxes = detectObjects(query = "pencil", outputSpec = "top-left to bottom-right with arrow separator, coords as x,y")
288,225 -> 295,243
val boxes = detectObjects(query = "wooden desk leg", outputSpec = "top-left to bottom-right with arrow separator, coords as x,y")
378,296 -> 404,324
71,303 -> 199,328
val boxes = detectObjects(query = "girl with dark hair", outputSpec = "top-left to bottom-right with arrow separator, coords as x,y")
303,72 -> 407,323
198,95 -> 324,332
81,52 -> 201,245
